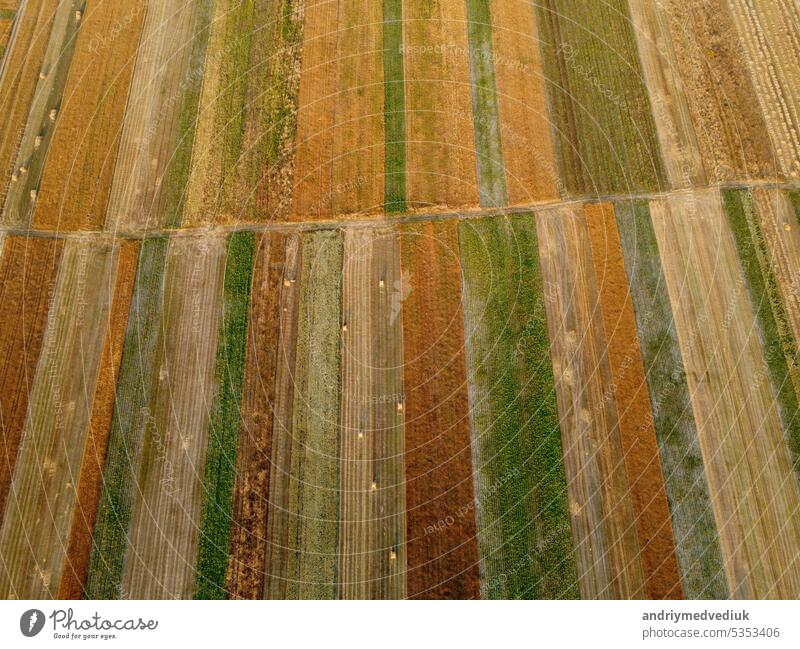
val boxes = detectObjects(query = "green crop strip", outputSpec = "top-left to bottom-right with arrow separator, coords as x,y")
85,237 -> 169,599
195,232 -> 256,599
723,189 -> 800,478
465,1 -> 507,208
458,214 -> 577,599
615,201 -> 727,599
534,0 -> 666,195
384,0 -> 407,213
790,191 -> 800,225
0,9 -> 15,19
285,231 -> 342,599
163,0 -> 215,228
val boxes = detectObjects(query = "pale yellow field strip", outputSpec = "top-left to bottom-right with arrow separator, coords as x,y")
104,0 -> 199,232
0,239 -> 118,598
2,0 -> 76,226
536,206 -> 645,599
726,0 -> 800,180
0,0 -> 59,206
491,0 -> 559,203
628,0 -> 706,189
338,227 -> 405,599
651,190 -> 800,598
122,235 -> 226,599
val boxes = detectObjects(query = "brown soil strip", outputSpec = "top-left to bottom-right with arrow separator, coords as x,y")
0,236 -> 62,524
661,0 -> 777,182
403,0 -> 479,212
490,0 -> 559,204
0,0 -> 59,206
536,206 -> 645,599
651,190 -> 800,598
262,234 -> 303,598
400,220 -> 479,599
122,236 -> 226,599
57,239 -> 139,599
225,233 -> 285,599
585,202 -> 683,599
0,239 -> 117,598
104,1 -> 202,232
338,227 -> 405,599
31,0 -> 146,230
628,1 -> 706,188
726,0 -> 800,180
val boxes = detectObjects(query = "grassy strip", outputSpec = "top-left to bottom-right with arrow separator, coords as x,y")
615,201 -> 727,599
790,191 -> 800,225
84,238 -> 169,599
286,230 -> 342,599
723,189 -> 800,477
195,232 -> 256,599
383,0 -> 406,213
458,214 -> 577,599
163,0 -> 215,228
0,10 -> 15,19
534,0 -> 666,195
465,1 -> 507,208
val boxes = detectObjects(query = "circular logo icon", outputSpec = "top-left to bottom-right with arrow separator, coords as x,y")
20,609 -> 45,637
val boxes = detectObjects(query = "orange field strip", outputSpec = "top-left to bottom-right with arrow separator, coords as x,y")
628,1 -> 706,189
403,0 -> 479,212
292,0 -> 385,220
122,236 -> 226,598
651,190 -> 800,597
400,220 -> 479,599
58,240 -> 138,599
226,233 -> 285,599
585,203 -> 683,599
752,189 -> 800,347
536,206 -> 645,599
0,239 -> 119,598
338,227 -> 406,599
490,0 -> 559,204
104,0 -> 200,232
726,0 -> 800,181
0,236 -> 62,524
31,0 -> 146,230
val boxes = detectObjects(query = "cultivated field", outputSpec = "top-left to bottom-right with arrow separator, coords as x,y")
0,1 -> 799,601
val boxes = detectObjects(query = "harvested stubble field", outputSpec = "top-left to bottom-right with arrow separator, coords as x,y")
1,0 -> 800,602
